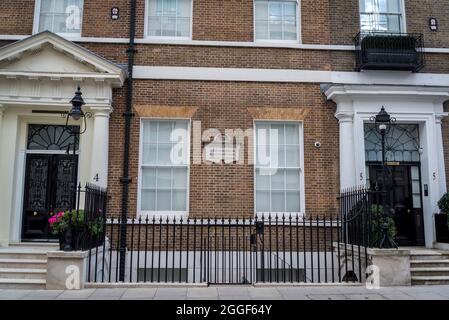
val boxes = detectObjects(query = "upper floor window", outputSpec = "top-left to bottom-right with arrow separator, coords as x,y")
35,0 -> 84,36
146,0 -> 192,39
359,0 -> 405,33
254,0 -> 299,42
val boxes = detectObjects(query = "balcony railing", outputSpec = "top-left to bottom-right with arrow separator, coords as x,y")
354,32 -> 424,72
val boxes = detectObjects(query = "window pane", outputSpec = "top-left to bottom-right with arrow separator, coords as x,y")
157,144 -> 173,164
142,168 -> 157,188
286,191 -> 300,212
285,124 -> 299,144
271,191 -> 285,212
143,144 -> 158,164
255,20 -> 269,40
256,191 -> 270,212
286,169 -> 300,190
285,145 -> 300,167
256,169 -> 270,190
172,190 -> 187,211
271,170 -> 285,190
157,190 -> 171,210
255,1 -> 297,41
172,168 -> 188,188
141,190 -> 156,211
157,168 -> 171,188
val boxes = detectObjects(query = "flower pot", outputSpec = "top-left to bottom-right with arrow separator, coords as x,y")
435,214 -> 449,243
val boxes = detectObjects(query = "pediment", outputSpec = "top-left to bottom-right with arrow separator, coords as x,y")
0,31 -> 125,86
0,45 -> 97,73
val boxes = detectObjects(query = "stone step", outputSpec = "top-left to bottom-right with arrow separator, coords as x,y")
0,259 -> 47,269
411,267 -> 449,277
0,268 -> 46,280
8,243 -> 59,251
0,250 -> 48,260
412,276 -> 449,286
410,254 -> 449,261
410,259 -> 449,268
0,278 -> 46,289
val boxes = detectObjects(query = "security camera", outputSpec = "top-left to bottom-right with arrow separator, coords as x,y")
314,141 -> 322,149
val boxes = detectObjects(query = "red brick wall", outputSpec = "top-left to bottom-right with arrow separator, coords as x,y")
192,0 -> 254,41
0,0 -> 34,35
107,81 -> 340,219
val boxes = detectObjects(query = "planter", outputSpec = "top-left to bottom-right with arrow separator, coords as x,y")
435,214 -> 449,244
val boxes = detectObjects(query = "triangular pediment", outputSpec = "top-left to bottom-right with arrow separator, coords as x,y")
0,31 -> 126,85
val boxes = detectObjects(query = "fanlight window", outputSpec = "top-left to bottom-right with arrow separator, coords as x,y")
364,123 -> 420,162
27,125 -> 79,151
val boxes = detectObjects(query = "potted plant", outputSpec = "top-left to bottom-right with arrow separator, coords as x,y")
370,204 -> 397,248
436,193 -> 449,243
49,210 -> 104,250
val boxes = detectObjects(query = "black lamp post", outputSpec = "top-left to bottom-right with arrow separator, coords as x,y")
64,86 -> 88,251
370,106 -> 398,249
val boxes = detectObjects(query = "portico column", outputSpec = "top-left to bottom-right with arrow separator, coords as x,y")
90,107 -> 112,188
435,113 -> 448,196
0,105 -> 5,140
336,111 -> 357,190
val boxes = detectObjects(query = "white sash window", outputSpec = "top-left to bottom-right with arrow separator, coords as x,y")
35,0 -> 83,36
146,0 -> 192,39
360,0 -> 405,33
139,120 -> 190,215
254,0 -> 299,42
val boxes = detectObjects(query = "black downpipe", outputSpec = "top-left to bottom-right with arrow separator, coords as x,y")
119,0 -> 137,282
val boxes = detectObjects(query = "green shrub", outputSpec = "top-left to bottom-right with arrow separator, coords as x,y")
438,193 -> 449,216
370,204 -> 397,247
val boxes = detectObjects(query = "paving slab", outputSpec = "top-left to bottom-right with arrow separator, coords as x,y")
248,288 -> 282,299
88,288 -> 127,300
0,289 -> 32,300
23,290 -> 63,300
56,289 -> 96,300
308,294 -> 348,300
344,293 -> 387,300
187,287 -> 218,298
120,288 -> 157,300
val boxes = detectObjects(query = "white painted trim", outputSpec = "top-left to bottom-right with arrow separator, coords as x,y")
137,118 -> 191,218
133,66 -> 449,89
2,34 -> 449,53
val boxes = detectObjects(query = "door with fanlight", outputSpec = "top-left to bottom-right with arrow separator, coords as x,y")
364,123 -> 425,246
21,125 -> 79,241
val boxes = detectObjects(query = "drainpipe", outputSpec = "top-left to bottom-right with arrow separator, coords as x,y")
119,0 -> 137,282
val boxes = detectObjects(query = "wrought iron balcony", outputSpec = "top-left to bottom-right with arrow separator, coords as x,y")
354,32 -> 424,72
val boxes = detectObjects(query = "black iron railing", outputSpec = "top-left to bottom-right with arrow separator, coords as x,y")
84,208 -> 372,284
354,32 -> 424,72
65,183 -> 108,251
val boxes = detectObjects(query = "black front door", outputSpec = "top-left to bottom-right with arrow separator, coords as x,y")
368,164 -> 425,246
22,154 -> 78,241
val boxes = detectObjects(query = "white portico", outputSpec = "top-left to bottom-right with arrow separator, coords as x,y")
0,31 -> 125,246
324,84 -> 449,248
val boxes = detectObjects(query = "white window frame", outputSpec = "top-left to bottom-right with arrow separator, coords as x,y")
144,0 -> 194,40
253,120 -> 305,217
137,118 -> 191,217
359,0 -> 407,34
253,0 -> 301,44
33,0 -> 84,37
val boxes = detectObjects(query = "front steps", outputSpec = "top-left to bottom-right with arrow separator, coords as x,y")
0,243 -> 57,289
410,250 -> 449,285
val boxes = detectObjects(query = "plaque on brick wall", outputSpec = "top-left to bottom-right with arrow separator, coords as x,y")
429,18 -> 438,31
111,7 -> 119,20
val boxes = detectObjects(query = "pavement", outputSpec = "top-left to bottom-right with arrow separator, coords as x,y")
0,285 -> 449,300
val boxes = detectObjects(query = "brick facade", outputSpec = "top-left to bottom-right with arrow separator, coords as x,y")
0,0 -> 448,221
